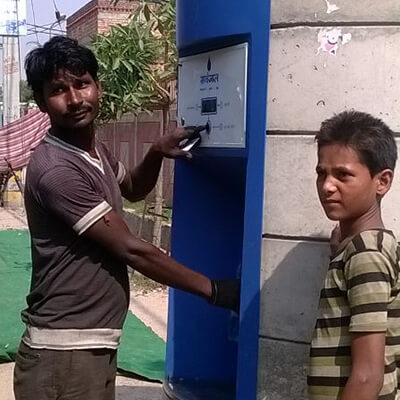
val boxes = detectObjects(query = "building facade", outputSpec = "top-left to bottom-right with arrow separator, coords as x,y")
67,0 -> 136,46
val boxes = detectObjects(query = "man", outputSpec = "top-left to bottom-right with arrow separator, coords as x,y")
14,36 -> 238,400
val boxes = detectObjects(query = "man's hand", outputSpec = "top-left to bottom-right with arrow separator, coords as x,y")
209,279 -> 241,313
121,126 -> 201,201
152,127 -> 196,159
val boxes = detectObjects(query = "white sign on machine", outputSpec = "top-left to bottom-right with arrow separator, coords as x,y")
178,43 -> 248,148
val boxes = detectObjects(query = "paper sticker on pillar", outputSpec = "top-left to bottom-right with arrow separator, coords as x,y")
317,28 -> 352,56
324,0 -> 340,14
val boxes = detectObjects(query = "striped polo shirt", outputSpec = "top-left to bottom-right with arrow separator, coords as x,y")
308,229 -> 400,400
22,133 -> 129,350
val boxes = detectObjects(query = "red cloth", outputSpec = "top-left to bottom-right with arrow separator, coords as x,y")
0,110 -> 50,172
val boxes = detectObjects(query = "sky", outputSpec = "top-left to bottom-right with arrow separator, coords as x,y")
22,0 -> 87,58
1,0 -> 88,81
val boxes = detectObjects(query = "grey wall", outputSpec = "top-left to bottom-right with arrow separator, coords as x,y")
258,2 -> 400,399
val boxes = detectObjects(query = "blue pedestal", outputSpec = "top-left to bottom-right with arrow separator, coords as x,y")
165,2 -> 271,399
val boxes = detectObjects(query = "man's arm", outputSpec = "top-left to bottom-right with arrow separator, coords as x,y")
84,209 -> 240,313
340,332 -> 385,400
85,209 -> 212,298
120,127 -> 192,202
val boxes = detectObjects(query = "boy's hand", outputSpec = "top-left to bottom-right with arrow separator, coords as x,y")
209,279 -> 241,313
330,224 -> 341,255
151,127 -> 195,160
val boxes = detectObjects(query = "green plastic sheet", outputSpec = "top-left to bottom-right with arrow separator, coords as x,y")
0,229 -> 165,381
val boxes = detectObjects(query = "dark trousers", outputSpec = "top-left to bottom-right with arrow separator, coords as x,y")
13,341 -> 117,400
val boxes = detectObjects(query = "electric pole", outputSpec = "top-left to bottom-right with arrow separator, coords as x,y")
1,0 -> 25,126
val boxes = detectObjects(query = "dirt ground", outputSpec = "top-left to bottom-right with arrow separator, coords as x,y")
0,207 -> 168,400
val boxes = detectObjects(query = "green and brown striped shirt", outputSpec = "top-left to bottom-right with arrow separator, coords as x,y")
308,229 -> 400,400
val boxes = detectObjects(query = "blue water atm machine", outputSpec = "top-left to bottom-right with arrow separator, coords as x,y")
164,1 -> 271,399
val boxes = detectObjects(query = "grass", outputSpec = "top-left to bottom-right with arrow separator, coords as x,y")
130,271 -> 166,293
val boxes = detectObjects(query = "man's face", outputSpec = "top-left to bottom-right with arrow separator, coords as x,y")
39,69 -> 101,131
316,143 -> 379,222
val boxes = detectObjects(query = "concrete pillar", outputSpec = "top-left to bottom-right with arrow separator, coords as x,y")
3,36 -> 20,125
258,1 -> 400,398
2,36 -> 23,208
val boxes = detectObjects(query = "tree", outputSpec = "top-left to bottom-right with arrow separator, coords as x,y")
92,0 -> 177,248
0,82 -> 33,104
20,80 -> 34,103
92,0 -> 176,122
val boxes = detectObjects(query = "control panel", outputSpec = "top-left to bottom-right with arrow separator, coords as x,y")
178,43 -> 248,148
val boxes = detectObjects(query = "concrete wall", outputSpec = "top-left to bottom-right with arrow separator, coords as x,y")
258,2 -> 400,399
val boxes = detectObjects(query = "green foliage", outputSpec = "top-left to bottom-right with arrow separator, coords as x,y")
0,82 -> 33,104
20,80 -> 34,103
93,0 -> 177,122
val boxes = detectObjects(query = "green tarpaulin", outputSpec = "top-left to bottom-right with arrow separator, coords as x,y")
0,229 -> 165,381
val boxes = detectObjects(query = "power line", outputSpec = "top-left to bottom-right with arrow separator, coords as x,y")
15,0 -> 22,78
26,29 -> 66,38
25,1 -> 67,45
26,23 -> 65,34
29,0 -> 39,43
51,0 -> 65,31
52,0 -> 60,12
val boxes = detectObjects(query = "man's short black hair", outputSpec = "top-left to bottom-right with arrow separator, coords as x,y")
25,36 -> 99,98
315,110 -> 397,176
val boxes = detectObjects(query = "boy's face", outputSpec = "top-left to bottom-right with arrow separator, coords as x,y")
316,143 -> 385,222
38,68 -> 101,131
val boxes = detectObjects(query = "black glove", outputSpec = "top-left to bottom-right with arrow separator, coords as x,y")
209,279 -> 241,313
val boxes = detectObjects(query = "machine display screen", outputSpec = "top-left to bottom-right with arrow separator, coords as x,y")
201,97 -> 217,115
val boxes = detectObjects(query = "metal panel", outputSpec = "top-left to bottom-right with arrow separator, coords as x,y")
178,44 -> 248,148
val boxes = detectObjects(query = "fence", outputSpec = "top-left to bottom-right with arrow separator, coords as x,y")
97,110 -> 176,207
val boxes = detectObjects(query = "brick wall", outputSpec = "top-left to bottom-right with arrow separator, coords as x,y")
66,0 -> 137,45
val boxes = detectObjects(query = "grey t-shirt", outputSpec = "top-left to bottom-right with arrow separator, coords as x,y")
22,133 -> 129,349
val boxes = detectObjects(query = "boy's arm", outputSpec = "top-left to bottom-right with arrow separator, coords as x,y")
120,127 -> 192,202
341,247 -> 393,400
340,332 -> 385,400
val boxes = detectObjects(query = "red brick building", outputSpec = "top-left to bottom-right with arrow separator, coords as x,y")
67,0 -> 137,46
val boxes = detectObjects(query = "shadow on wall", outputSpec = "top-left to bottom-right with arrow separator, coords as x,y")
257,240 -> 331,400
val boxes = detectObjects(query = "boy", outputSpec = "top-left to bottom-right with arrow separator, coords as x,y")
308,110 -> 400,400
14,36 -> 239,400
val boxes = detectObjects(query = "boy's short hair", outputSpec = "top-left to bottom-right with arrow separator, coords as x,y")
316,110 -> 397,175
25,36 -> 99,98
